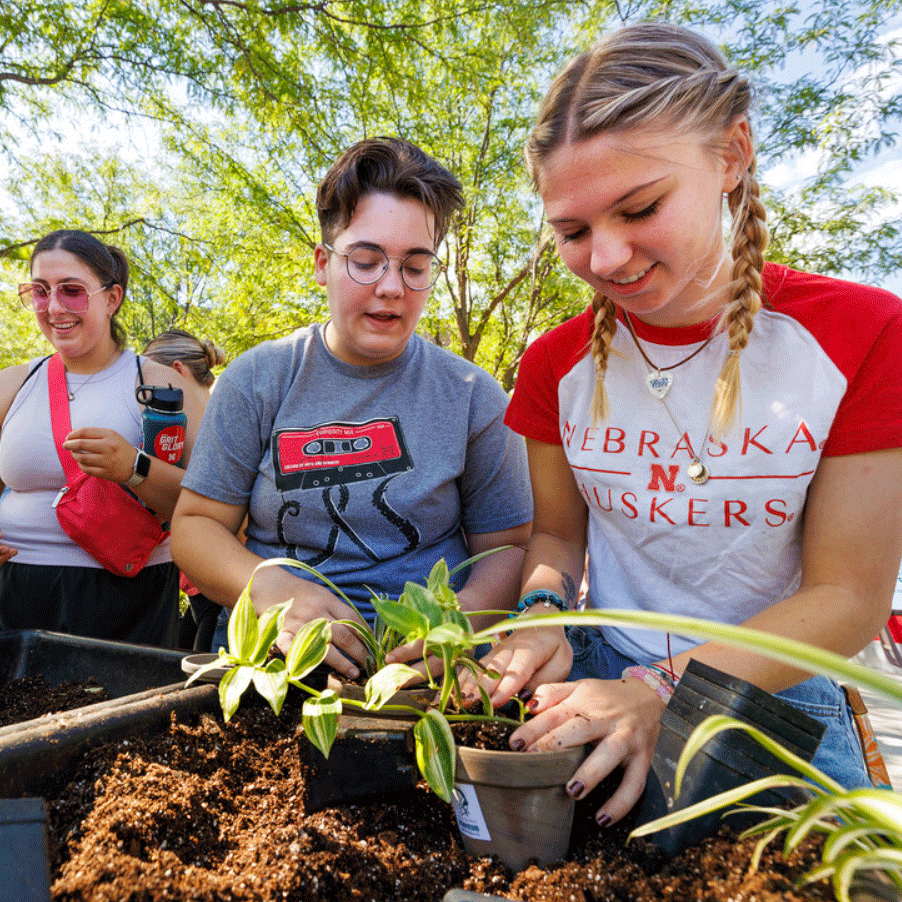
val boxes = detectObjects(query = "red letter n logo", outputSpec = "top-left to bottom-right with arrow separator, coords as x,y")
648,463 -> 680,492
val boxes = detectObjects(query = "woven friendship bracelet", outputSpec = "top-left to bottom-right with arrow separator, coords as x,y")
507,590 -> 571,637
621,665 -> 675,704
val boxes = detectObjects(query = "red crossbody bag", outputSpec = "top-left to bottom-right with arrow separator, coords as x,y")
48,353 -> 168,577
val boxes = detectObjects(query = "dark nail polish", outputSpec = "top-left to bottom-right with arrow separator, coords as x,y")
510,738 -> 525,751
526,697 -> 539,711
517,688 -> 534,703
566,780 -> 584,798
596,812 -> 612,828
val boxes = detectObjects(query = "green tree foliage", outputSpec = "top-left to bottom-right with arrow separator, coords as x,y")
0,0 -> 899,373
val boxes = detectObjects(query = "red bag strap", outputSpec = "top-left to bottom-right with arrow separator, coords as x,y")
47,353 -> 82,484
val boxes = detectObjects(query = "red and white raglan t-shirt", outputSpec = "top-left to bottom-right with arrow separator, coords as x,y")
505,263 -> 902,663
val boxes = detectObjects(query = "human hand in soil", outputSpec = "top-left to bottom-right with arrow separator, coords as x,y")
251,566 -> 372,679
62,427 -> 136,482
457,625 -> 573,709
0,528 -> 17,564
508,677 -> 666,827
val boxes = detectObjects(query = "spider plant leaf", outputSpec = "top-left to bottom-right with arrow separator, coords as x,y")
672,715 -> 840,797
219,664 -> 254,721
447,545 -> 512,579
750,825 -> 787,871
830,847 -> 902,902
251,659 -> 289,715
302,690 -> 342,759
284,618 -> 331,682
822,825 -> 887,862
365,663 -> 425,709
844,788 -> 902,834
414,709 -> 456,803
782,792 -> 855,855
630,774 -> 814,839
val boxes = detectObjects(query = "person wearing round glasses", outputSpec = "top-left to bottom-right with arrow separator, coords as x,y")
0,229 -> 201,646
172,137 -> 533,675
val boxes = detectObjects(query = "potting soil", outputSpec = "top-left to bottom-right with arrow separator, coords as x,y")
31,688 -> 836,902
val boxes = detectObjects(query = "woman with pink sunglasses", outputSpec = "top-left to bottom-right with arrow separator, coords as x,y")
0,229 -> 202,646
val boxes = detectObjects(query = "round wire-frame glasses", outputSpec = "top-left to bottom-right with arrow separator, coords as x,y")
324,243 -> 443,291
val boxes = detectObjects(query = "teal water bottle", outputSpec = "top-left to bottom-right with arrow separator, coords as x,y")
135,384 -> 187,467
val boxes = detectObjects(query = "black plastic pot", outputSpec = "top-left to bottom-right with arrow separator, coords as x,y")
633,658 -> 826,858
0,797 -> 51,902
299,710 -> 419,811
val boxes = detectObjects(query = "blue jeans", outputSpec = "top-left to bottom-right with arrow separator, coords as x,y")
567,625 -> 872,790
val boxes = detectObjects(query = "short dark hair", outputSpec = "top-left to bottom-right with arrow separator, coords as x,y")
316,137 -> 464,247
30,229 -> 130,349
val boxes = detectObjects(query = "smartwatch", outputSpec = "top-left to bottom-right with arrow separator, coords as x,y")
126,449 -> 151,488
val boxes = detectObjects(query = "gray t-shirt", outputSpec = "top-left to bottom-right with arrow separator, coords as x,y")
183,324 -> 532,621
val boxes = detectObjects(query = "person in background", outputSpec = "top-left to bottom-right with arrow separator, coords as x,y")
171,137 -> 533,676
472,22 -> 902,826
0,230 -> 201,646
143,328 -> 228,650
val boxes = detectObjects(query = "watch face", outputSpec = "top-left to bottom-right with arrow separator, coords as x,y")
136,451 -> 151,478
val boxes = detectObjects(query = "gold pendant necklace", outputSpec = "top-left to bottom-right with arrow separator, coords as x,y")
623,312 -> 717,485
64,349 -> 122,402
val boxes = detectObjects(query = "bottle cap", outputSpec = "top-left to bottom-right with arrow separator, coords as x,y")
136,384 -> 184,412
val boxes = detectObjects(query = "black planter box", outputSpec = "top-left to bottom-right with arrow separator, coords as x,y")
634,659 -> 826,858
0,797 -> 50,902
0,630 -> 221,798
0,629 -> 187,700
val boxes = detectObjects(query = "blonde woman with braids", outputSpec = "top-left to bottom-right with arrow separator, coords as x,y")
469,22 -> 902,826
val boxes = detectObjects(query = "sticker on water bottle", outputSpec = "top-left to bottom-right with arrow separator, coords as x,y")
451,783 -> 490,840
154,426 -> 186,464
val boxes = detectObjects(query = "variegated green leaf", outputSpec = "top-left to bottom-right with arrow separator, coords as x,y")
364,663 -> 423,709
227,587 -> 258,661
414,709 -> 456,803
373,595 -> 429,637
219,664 -> 254,721
426,558 -> 450,595
302,690 -> 342,759
184,652 -> 238,686
284,618 -> 331,682
251,659 -> 289,715
251,600 -> 291,664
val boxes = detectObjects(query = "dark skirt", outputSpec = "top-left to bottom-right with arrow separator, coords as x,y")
0,560 -> 181,648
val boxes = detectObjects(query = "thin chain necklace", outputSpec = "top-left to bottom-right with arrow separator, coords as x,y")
622,311 -> 715,400
64,349 -> 122,402
622,312 -> 717,485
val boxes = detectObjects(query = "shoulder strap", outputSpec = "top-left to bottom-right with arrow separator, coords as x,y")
47,354 -> 81,484
136,352 -> 144,386
20,354 -> 52,391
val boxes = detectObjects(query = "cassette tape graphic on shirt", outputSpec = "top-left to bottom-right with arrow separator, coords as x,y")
272,417 -> 413,491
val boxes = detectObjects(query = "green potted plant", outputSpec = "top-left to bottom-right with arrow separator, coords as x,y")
185,555 -> 587,871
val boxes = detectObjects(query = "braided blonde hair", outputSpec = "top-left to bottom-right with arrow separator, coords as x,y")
526,22 -> 769,436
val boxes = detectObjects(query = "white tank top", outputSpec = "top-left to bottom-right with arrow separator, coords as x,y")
0,351 -> 172,567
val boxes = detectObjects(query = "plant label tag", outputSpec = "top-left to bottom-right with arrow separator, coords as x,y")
451,784 -> 490,840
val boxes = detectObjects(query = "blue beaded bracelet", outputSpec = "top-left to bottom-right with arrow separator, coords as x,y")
507,590 -> 570,636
